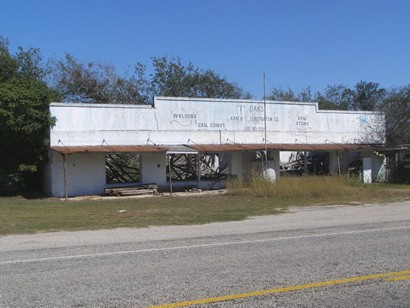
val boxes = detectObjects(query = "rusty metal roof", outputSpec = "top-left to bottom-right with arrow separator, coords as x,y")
52,143 -> 391,155
187,144 -> 259,152
166,145 -> 199,154
187,143 -> 386,152
265,144 -> 380,151
51,145 -> 168,155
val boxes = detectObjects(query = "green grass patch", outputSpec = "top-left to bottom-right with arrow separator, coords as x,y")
0,195 -> 288,235
1,176 -> 410,235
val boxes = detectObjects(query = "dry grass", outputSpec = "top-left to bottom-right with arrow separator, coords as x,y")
226,175 -> 409,203
0,176 -> 409,235
227,175 -> 351,197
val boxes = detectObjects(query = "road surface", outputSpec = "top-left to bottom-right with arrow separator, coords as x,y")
1,201 -> 409,307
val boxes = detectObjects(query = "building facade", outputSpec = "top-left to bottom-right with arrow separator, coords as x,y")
46,97 -> 387,197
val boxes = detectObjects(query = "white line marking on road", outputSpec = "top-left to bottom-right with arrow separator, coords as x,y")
1,226 -> 409,265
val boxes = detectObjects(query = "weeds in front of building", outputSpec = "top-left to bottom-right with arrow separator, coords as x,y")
226,174 -> 386,201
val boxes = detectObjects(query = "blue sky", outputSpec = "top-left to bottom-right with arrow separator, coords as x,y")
1,0 -> 409,99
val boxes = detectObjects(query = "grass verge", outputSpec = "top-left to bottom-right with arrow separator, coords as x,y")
1,176 -> 410,235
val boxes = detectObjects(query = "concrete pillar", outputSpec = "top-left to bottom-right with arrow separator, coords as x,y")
140,153 -> 167,186
362,157 -> 372,184
265,150 -> 280,181
230,151 -> 255,181
230,152 -> 243,180
361,151 -> 387,183
329,152 -> 341,175
372,153 -> 387,183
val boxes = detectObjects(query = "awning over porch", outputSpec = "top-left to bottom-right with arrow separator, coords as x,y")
51,143 -> 396,156
51,145 -> 168,155
166,145 -> 198,155
186,143 -> 388,153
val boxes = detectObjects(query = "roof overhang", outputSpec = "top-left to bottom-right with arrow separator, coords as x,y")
166,145 -> 198,155
51,145 -> 168,155
51,143 -> 396,155
187,143 -> 390,152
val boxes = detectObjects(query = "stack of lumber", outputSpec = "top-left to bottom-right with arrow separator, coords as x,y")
105,184 -> 158,196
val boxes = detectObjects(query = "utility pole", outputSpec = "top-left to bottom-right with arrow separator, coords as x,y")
263,73 -> 268,177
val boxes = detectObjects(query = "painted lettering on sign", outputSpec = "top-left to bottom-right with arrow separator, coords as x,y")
296,115 -> 311,130
244,126 -> 265,131
249,105 -> 264,112
197,122 -> 226,128
168,106 -> 280,131
236,104 -> 265,113
172,113 -> 197,119
210,123 -> 226,128
169,112 -> 197,127
250,116 -> 273,122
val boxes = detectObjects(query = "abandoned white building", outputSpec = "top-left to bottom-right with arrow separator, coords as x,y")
45,96 -> 388,197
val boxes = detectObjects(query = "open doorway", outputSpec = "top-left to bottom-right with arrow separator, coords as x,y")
105,153 -> 140,185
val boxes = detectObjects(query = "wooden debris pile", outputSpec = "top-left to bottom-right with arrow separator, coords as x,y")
105,184 -> 159,197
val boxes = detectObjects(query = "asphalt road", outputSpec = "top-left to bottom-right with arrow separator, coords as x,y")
1,201 -> 409,307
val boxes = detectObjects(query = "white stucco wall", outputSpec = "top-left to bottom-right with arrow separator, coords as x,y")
48,151 -> 106,197
140,153 -> 167,186
50,97 -> 385,147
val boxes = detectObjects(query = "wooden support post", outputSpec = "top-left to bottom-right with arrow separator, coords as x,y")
63,154 -> 68,201
168,155 -> 173,195
196,154 -> 201,184
337,151 -> 341,175
304,151 -> 308,176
